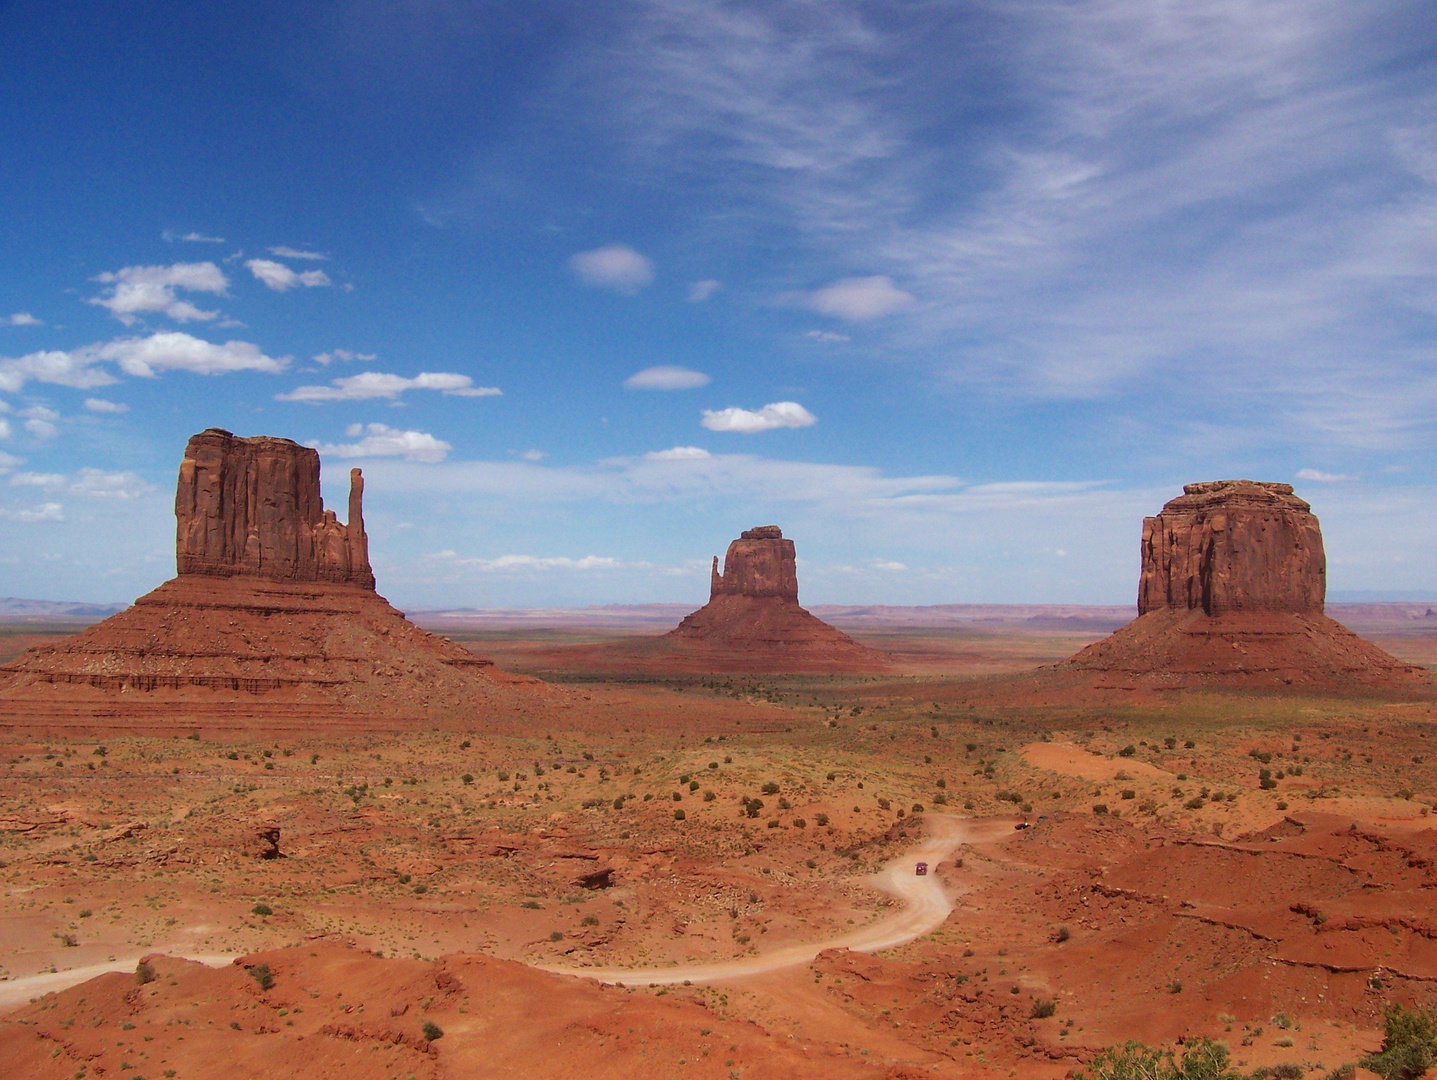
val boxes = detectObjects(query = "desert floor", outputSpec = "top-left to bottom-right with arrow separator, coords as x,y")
4,607 -> 1437,1079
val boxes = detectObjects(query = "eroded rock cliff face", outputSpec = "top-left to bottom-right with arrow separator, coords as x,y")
668,526 -> 884,672
175,428 -> 373,588
709,526 -> 799,602
1049,481 -> 1427,694
1137,481 -> 1325,616
0,430 -> 547,730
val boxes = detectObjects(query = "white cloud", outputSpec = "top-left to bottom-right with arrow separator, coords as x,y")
871,559 -> 907,571
10,472 -> 65,488
569,245 -> 654,293
96,333 -> 287,378
90,263 -> 228,325
83,398 -> 128,413
278,371 -> 499,402
688,279 -> 722,302
0,349 -> 117,393
0,450 -> 21,469
520,449 -> 546,461
0,502 -> 63,522
164,231 -> 225,243
246,259 -> 332,291
624,365 -> 711,390
4,313 -> 40,327
805,329 -> 850,343
0,419 -> 9,439
313,349 -> 376,365
268,246 -> 328,261
19,406 -> 59,440
1297,468 -> 1355,482
701,401 -> 817,433
803,276 -> 914,321
426,550 -> 621,573
70,469 -> 154,499
314,423 -> 451,462
645,446 -> 712,460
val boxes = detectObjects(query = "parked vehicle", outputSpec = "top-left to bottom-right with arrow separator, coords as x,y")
915,861 -> 928,875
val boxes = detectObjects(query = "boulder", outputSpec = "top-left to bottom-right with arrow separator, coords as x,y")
1137,481 -> 1324,616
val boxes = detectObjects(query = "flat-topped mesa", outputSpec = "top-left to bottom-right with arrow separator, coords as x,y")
175,428 -> 374,589
1137,480 -> 1325,617
709,525 -> 799,603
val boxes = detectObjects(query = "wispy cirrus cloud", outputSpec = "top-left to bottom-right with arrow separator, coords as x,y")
268,246 -> 327,260
278,371 -> 500,402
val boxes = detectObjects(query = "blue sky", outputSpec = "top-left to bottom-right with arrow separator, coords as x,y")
1,0 -> 1435,608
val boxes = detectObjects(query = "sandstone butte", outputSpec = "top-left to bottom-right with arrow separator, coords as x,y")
1057,480 -> 1431,692
664,525 -> 884,673
0,429 -> 544,733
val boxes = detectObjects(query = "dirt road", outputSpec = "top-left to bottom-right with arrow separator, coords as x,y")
540,813 -> 1009,986
0,814 -> 1004,1007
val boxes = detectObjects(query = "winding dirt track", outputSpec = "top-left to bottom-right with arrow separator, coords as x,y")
0,815 -> 1004,1009
540,813 -> 1009,986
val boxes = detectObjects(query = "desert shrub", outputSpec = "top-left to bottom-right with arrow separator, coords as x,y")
135,960 -> 156,985
674,809 -> 686,821
877,798 -> 891,810
1361,1003 -> 1437,1080
814,812 -> 829,826
689,780 -> 700,792
422,1021 -> 443,1042
1093,804 -> 1109,815
912,804 -> 924,814
413,883 -> 427,894
766,819 -> 778,828
1251,1066 -> 1304,1080
1054,926 -> 1070,943
1121,790 -> 1136,800
581,914 -> 599,926
1184,797 -> 1205,810
778,797 -> 792,810
248,963 -> 274,990
761,781 -> 780,795
934,793 -> 948,805
1031,999 -> 1057,1019
1165,737 -> 1177,749
461,774 -> 473,785
963,799 -> 975,810
612,796 -> 625,810
1119,746 -> 1136,757
252,902 -> 273,916
549,931 -> 563,942
497,770 -> 510,781
965,742 -> 977,752
459,739 -> 470,749
672,791 -> 682,802
1077,1038 -> 1242,1080
521,900 -> 541,909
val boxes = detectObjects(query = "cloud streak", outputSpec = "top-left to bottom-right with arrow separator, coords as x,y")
278,371 -> 500,402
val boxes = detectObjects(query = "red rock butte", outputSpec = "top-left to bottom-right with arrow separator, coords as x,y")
665,526 -> 884,673
0,429 -> 544,733
1058,480 -> 1430,692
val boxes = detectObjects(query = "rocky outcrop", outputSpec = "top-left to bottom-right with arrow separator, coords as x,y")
0,429 -> 549,731
176,428 -> 374,588
1048,481 -> 1429,694
709,526 -> 799,601
1137,481 -> 1325,616
666,526 -> 884,673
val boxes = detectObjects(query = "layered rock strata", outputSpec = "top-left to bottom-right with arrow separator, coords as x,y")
667,526 -> 883,672
1057,481 -> 1427,692
0,430 -> 543,731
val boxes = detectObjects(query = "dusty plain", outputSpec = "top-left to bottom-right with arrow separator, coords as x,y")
5,604 -> 1437,1079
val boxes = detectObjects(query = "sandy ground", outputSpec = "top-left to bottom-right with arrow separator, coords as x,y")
5,616 -> 1437,1077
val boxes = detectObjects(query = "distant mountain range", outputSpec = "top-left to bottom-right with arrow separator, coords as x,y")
0,597 -> 128,618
